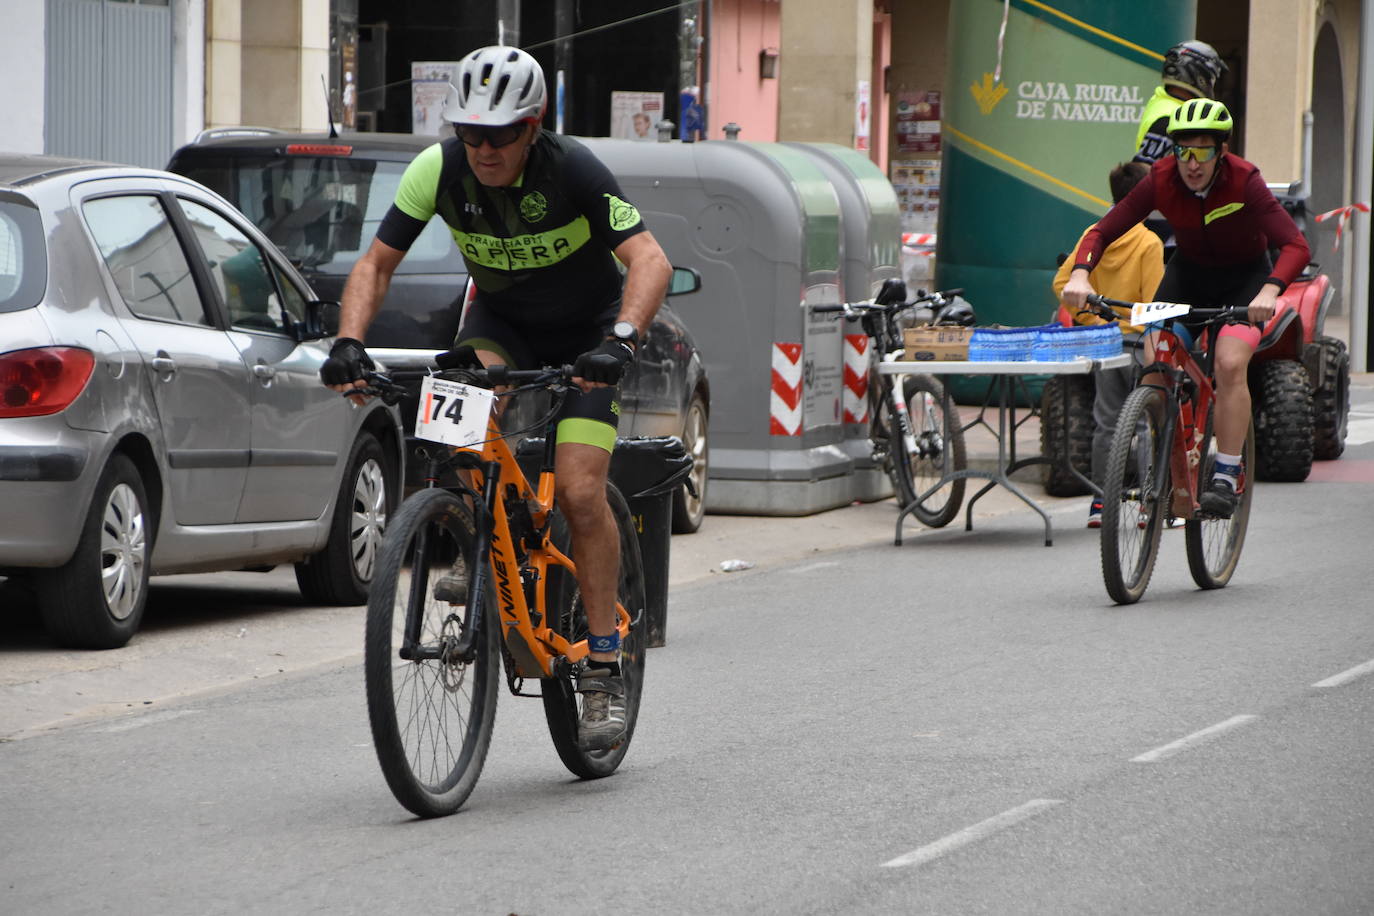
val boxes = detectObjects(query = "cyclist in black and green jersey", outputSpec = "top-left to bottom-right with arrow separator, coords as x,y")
322,45 -> 672,751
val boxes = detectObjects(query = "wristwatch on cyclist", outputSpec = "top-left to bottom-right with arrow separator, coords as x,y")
608,320 -> 639,355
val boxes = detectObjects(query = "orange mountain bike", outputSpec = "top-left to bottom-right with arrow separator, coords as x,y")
1084,294 -> 1256,605
356,360 -> 646,817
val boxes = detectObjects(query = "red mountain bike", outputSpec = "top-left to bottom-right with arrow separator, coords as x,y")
1084,294 -> 1257,605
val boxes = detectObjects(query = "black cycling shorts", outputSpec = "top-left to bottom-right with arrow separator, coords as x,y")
455,300 -> 622,452
1153,252 -> 1272,339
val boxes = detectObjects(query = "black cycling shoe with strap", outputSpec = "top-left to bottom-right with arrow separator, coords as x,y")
1200,477 -> 1239,519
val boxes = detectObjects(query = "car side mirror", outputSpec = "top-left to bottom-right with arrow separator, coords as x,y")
667,266 -> 701,297
301,299 -> 341,340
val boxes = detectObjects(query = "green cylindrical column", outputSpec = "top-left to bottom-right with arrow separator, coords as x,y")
939,0 -> 1194,327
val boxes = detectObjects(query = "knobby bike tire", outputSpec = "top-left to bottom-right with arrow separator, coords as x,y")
1185,417 -> 1256,589
1100,386 -> 1170,605
887,373 -> 967,528
540,483 -> 648,779
364,488 -> 499,818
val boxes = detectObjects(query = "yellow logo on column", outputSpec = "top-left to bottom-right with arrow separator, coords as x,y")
971,73 -> 1008,115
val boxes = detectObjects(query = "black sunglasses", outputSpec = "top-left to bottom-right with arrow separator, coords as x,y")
455,123 -> 527,149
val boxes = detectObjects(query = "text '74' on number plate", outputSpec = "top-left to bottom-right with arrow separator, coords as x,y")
416,376 -> 496,451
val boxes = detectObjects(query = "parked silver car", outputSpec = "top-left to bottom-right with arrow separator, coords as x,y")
0,154 -> 404,649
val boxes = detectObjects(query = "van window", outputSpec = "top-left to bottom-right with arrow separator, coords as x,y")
177,154 -> 460,275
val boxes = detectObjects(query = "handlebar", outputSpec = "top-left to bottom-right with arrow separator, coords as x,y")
1083,293 -> 1246,324
812,287 -> 965,317
347,358 -> 575,404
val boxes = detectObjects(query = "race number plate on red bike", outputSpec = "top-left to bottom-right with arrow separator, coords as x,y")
1129,301 -> 1192,325
415,375 -> 497,451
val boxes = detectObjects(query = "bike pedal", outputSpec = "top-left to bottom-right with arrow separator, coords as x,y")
432,574 -> 468,604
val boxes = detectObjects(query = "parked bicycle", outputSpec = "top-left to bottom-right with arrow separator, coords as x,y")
354,355 -> 662,817
815,280 -> 968,527
1083,294 -> 1256,605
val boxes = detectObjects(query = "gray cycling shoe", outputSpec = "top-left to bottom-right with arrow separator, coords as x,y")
576,668 -> 627,751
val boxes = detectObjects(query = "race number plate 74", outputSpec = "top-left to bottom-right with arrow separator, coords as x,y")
415,376 -> 497,451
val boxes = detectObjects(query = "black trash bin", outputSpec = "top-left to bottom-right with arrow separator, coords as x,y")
513,435 -> 694,648
609,436 -> 694,648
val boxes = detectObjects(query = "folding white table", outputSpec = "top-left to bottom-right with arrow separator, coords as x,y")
877,354 -> 1132,546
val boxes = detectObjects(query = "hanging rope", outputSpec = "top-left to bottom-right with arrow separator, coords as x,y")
993,0 -> 1011,82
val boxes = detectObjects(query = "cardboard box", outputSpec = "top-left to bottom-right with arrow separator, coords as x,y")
903,326 -> 973,361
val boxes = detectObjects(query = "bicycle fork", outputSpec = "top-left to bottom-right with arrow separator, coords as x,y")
888,384 -> 921,458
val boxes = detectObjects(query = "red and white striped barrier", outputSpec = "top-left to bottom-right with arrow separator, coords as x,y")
770,342 -> 803,436
842,333 -> 870,424
1313,201 -> 1369,252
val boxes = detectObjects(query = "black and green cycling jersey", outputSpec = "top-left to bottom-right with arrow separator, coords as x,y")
376,130 -> 647,327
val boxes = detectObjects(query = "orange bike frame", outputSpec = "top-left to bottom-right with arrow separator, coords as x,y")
466,414 -> 631,677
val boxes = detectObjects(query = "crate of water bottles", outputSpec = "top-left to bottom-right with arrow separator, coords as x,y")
967,325 -> 1038,361
1031,323 -> 1123,361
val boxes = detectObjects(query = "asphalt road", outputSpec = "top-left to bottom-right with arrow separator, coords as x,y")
3,380 -> 1373,914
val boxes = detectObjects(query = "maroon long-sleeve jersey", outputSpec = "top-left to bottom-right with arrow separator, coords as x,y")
1073,153 -> 1310,291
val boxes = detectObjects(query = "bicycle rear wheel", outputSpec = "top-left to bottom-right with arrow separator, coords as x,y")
1186,417 -> 1255,589
364,488 -> 498,817
1100,386 -> 1170,605
887,373 -> 967,528
540,483 -> 647,779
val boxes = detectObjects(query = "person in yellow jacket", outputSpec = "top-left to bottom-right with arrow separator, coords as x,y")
1052,162 -> 1165,527
1133,40 -> 1226,164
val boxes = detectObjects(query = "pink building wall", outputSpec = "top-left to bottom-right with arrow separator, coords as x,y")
707,0 -> 782,143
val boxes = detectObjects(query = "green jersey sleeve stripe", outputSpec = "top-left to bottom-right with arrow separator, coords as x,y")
394,142 -> 445,222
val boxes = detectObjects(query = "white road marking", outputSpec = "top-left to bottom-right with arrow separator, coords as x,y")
1131,715 -> 1257,763
1313,658 -> 1374,688
95,709 -> 201,733
1345,416 -> 1374,447
790,560 -> 840,574
881,799 -> 1064,868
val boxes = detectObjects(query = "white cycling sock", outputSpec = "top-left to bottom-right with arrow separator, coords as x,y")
1212,451 -> 1242,488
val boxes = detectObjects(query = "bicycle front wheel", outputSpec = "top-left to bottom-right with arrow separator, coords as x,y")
1186,417 -> 1255,589
888,373 -> 967,528
1101,386 -> 1170,605
364,488 -> 498,818
540,483 -> 647,779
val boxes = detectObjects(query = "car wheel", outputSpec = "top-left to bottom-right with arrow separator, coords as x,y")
671,392 -> 709,534
295,432 -> 394,605
37,453 -> 152,649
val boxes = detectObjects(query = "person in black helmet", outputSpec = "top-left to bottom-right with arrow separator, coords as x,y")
1133,40 -> 1227,165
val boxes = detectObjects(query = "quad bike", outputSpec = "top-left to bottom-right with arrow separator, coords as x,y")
1040,183 -> 1349,494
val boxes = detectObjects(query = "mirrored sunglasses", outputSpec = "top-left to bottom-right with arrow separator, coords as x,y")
1173,144 -> 1219,163
455,123 -> 526,149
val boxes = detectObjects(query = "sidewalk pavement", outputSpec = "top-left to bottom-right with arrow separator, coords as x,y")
669,399 -> 1081,591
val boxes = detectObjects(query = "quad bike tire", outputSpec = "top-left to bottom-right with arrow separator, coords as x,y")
1311,336 -> 1350,460
1039,375 -> 1095,497
1252,359 -> 1314,482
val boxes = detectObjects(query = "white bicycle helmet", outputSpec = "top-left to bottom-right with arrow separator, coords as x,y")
442,46 -> 546,125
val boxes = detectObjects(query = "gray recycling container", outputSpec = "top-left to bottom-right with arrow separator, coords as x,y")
578,136 -> 875,515
785,142 -> 903,502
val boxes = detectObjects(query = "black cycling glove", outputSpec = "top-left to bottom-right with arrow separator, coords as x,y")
320,337 -> 374,386
573,339 -> 634,385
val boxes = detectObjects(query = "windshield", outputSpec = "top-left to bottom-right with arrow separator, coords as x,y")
173,153 -> 463,275
0,197 -> 47,313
